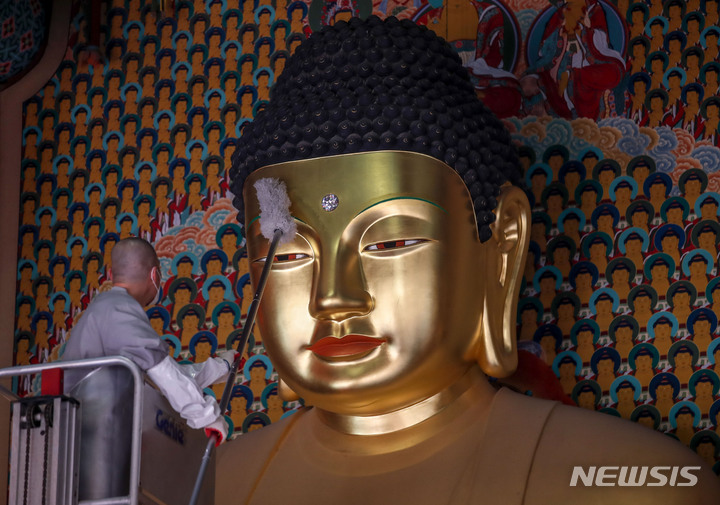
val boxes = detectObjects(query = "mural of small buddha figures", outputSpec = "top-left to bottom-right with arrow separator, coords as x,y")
571,319 -> 599,365
669,341 -> 699,386
690,371 -> 720,417
591,347 -> 620,393
680,168 -> 708,211
612,377 -> 640,420
570,261 -> 597,307
606,258 -> 635,302
518,298 -> 542,342
630,343 -> 659,388
583,232 -> 612,274
629,285 -> 658,329
554,351 -> 580,396
647,311 -> 678,357
672,402 -> 700,447
655,223 -> 684,269
683,250 -> 712,295
620,228 -> 648,272
552,292 -> 580,337
534,266 -> 561,310
649,372 -> 679,419
609,315 -> 638,361
667,281 -> 696,327
687,308 -> 716,354
533,324 -> 561,366
591,203 -> 618,238
590,288 -> 618,334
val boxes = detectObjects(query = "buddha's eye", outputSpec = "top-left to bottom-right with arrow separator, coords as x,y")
364,239 -> 424,251
256,253 -> 310,263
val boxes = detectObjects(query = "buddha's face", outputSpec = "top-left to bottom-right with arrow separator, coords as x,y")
575,272 -> 591,290
689,260 -> 708,278
674,351 -> 692,368
579,191 -> 596,211
151,317 -> 164,334
656,383 -> 673,400
231,396 -> 247,414
177,262 -> 193,278
597,214 -> 613,232
207,259 -> 222,276
612,267 -> 629,286
635,354 -> 652,371
615,327 -> 632,345
196,342 -> 212,361
633,81 -> 645,97
676,413 -> 693,430
695,380 -> 713,397
589,242 -> 605,261
577,391 -> 595,409
650,264 -> 668,282
661,235 -> 679,252
183,313 -> 199,330
649,183 -> 669,204
698,231 -> 716,251
218,311 -> 234,327
250,365 -> 266,381
700,202 -> 718,219
557,302 -> 573,320
558,362 -> 575,379
673,291 -> 689,308
632,236 -> 653,262
175,288 -> 191,305
576,331 -> 593,348
596,299 -> 612,316
694,319 -> 711,336
631,41 -> 644,58
563,217 -> 579,236
520,308 -> 537,326
209,286 -> 225,303
553,246 -> 570,264
156,183 -> 169,197
244,152 -> 523,416
651,321 -> 672,342
540,336 -> 556,356
634,294 -> 651,312
617,387 -> 634,403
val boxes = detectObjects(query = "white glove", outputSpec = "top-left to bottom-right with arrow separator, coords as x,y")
147,356 -> 220,429
204,416 -> 229,446
219,350 -> 239,370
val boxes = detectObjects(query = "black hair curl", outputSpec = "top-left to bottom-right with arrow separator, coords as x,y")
230,15 -> 523,242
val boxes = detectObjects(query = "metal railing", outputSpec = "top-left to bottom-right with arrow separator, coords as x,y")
0,356 -> 145,505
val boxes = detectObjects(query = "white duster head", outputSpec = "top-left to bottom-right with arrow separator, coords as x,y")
254,178 -> 297,245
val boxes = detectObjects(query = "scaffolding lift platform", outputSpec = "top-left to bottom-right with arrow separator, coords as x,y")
0,356 -> 215,505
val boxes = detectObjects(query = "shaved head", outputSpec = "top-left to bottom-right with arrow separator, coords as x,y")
111,238 -> 159,284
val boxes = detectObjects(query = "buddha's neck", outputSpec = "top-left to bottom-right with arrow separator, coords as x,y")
313,367 -> 494,440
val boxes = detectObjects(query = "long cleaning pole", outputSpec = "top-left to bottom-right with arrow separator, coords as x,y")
188,227 -> 283,505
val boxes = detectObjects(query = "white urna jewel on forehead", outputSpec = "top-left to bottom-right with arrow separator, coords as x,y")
321,194 -> 339,212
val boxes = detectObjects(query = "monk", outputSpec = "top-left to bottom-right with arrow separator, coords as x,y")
215,16 -> 719,505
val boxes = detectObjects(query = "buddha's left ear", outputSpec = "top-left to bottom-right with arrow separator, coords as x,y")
475,184 -> 531,378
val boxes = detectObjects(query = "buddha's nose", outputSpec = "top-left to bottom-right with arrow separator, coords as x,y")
309,244 -> 373,321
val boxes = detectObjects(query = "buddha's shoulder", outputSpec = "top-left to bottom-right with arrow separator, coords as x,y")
215,409 -> 307,503
525,400 -> 720,505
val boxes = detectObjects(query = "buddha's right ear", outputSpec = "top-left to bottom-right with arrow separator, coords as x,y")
475,185 -> 531,378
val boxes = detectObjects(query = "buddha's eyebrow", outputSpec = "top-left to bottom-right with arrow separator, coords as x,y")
355,196 -> 447,217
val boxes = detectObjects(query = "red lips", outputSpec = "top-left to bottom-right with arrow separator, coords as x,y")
307,335 -> 385,358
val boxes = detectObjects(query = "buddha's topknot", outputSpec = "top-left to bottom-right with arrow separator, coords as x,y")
230,15 -> 523,242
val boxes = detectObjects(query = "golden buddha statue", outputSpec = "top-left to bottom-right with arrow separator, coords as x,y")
215,16 -> 719,505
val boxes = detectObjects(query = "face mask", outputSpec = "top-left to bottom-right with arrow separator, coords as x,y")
150,267 -> 163,305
